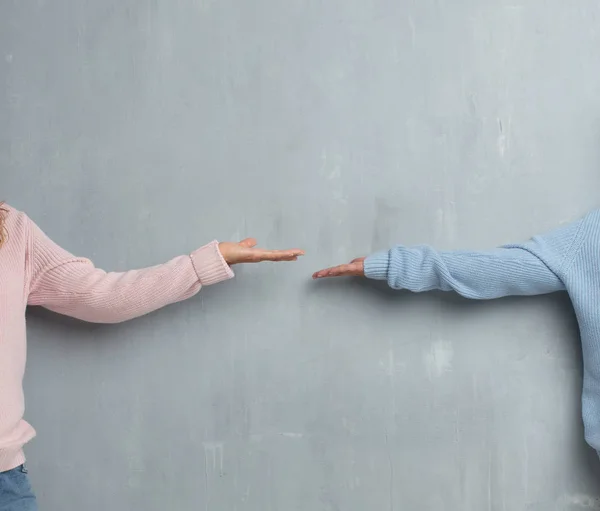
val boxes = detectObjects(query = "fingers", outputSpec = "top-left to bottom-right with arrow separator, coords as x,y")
312,265 -> 347,279
221,239 -> 304,265
312,262 -> 362,279
254,248 -> 305,262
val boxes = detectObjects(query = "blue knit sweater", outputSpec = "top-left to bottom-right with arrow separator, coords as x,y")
365,210 -> 600,453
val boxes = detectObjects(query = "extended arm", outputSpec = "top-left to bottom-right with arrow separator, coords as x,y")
25,214 -> 303,323
314,216 -> 585,299
365,245 -> 563,299
26,217 -> 232,323
364,219 -> 584,299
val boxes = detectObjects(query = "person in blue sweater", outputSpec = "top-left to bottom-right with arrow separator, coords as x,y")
313,210 -> 600,456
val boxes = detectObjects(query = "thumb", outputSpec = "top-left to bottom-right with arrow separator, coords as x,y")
239,238 -> 258,248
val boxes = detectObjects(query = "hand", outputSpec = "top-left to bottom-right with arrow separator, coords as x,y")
219,238 -> 304,265
312,257 -> 366,279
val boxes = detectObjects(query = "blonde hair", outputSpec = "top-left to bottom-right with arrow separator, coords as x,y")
0,203 -> 7,248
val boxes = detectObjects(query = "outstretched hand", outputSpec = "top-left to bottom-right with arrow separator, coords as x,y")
219,238 -> 304,265
312,257 -> 366,279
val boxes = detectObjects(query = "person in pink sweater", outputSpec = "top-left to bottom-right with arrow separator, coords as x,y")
0,203 -> 304,510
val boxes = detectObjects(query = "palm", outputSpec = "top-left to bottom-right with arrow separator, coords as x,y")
312,257 -> 366,279
219,239 -> 304,265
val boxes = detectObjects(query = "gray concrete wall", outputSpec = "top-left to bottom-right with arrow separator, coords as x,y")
2,1 -> 600,509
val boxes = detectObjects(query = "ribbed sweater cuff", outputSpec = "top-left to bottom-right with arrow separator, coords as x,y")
364,251 -> 390,281
190,241 -> 234,286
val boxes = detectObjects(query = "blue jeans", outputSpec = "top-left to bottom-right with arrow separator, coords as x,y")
0,466 -> 37,511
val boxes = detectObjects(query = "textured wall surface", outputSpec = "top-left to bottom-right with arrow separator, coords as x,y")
2,1 -> 600,509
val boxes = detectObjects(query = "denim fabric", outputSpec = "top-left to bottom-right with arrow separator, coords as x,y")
0,466 -> 37,511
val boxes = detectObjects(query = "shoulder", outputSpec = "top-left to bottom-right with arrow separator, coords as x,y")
562,209 -> 600,272
583,209 -> 600,222
1,204 -> 30,234
0,205 -> 30,269
0,204 -> 37,254
575,209 -> 600,237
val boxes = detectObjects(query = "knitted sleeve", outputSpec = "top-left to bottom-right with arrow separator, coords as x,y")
364,217 -> 584,299
26,216 -> 233,323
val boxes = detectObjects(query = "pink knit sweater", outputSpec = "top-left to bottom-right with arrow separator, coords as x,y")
0,205 -> 234,472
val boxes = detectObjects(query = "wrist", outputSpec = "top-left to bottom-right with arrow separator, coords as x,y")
364,251 -> 390,281
191,241 -> 234,285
